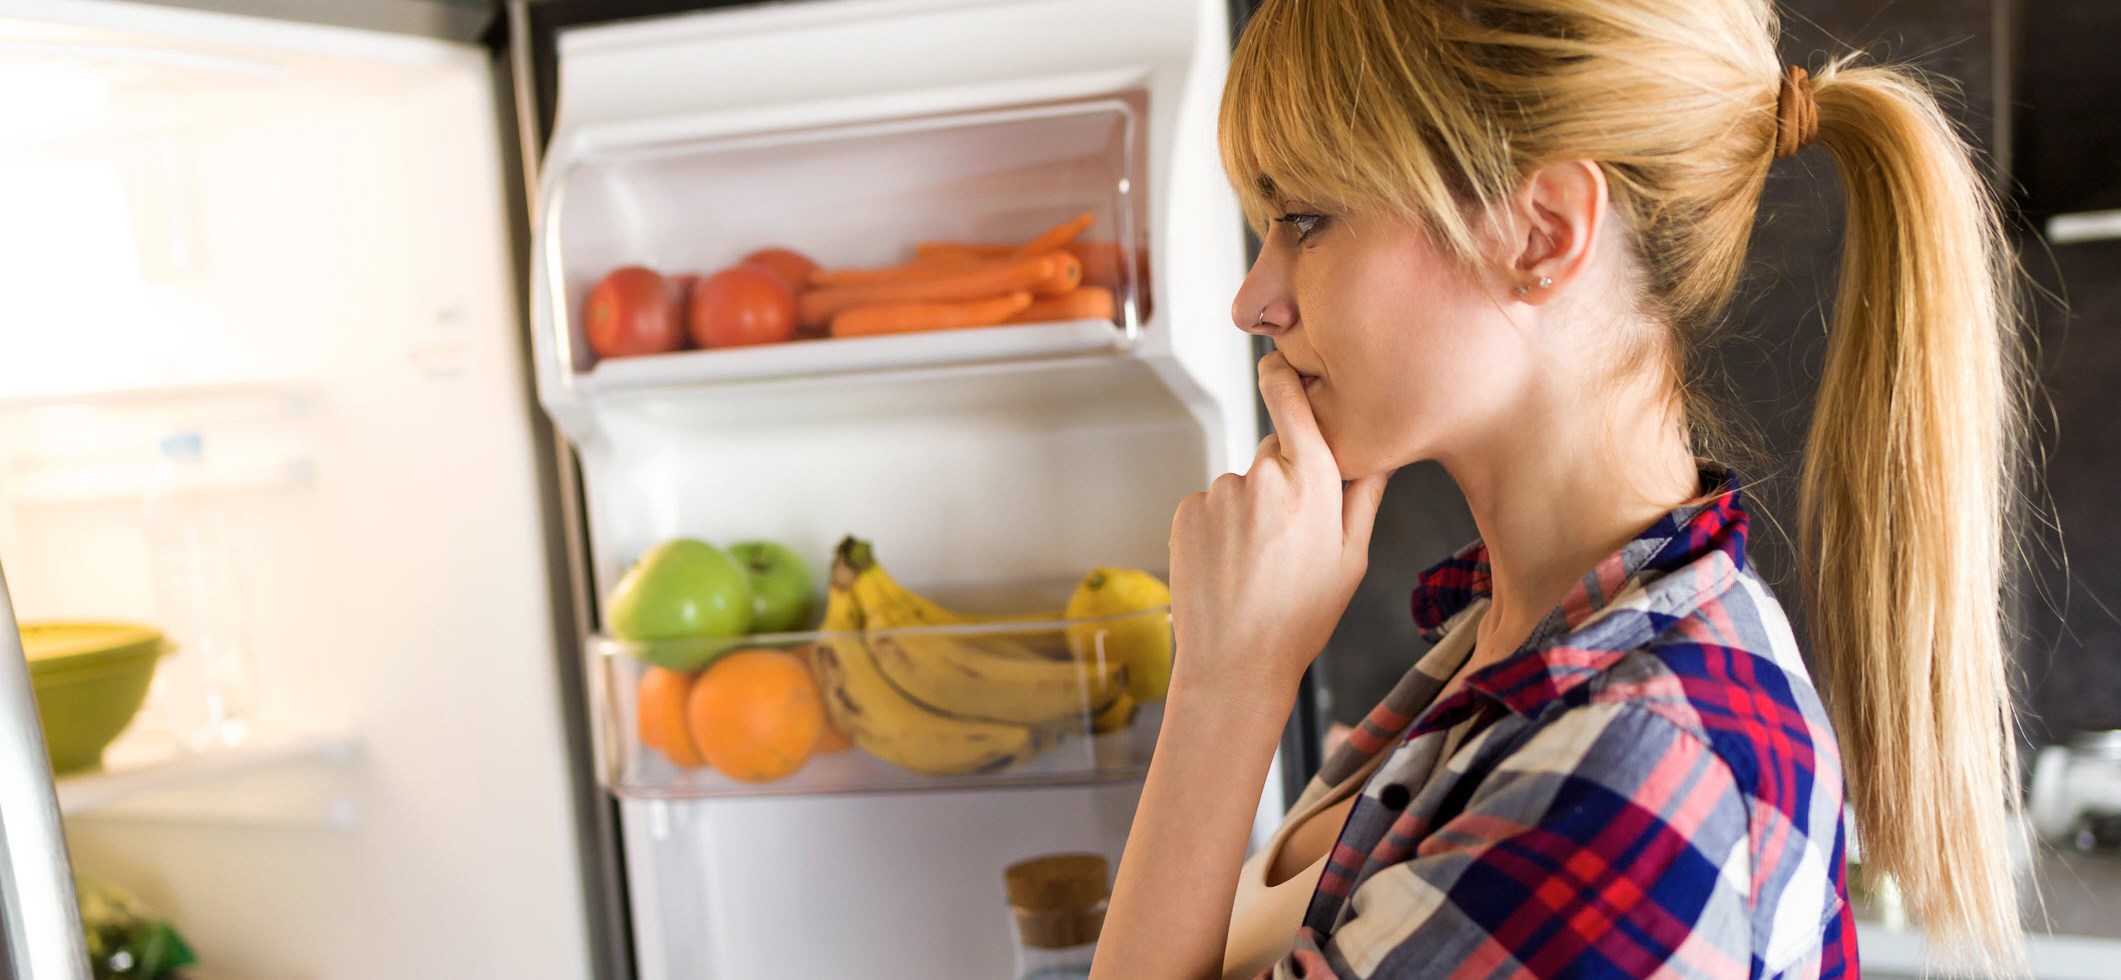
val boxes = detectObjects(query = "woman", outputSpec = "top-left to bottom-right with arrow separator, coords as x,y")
1094,0 -> 2027,977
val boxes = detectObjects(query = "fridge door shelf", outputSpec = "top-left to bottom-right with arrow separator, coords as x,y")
537,92 -> 1150,400
590,606 -> 1169,800
569,316 -> 1126,397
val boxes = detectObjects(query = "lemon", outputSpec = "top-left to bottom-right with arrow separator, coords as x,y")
1064,567 -> 1174,702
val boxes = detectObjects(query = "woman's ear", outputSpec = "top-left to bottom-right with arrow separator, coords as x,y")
1505,160 -> 1608,305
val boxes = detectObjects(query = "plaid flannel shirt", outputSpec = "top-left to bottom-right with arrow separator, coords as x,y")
1265,467 -> 1855,979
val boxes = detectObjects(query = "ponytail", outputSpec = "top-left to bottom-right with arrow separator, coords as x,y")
1802,63 -> 2026,966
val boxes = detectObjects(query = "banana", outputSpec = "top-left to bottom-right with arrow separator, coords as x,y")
1090,690 -> 1139,734
852,556 -> 1070,648
845,542 -> 1128,726
808,554 -> 1046,776
865,628 -> 1125,726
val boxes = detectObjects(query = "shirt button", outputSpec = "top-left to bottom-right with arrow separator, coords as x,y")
1379,783 -> 1411,811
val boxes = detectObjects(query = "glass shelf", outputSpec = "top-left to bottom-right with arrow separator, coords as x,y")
590,598 -> 1170,800
56,729 -> 359,829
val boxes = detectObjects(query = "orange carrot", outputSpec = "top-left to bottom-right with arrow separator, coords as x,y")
898,247 -> 1078,294
808,252 -> 979,288
1030,251 -> 1083,296
920,239 -> 1130,288
830,292 -> 1034,338
1014,212 -> 1097,258
1066,241 -> 1128,290
799,254 -> 1064,329
1007,287 -> 1117,324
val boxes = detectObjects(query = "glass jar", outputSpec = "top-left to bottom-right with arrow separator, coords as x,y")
1004,853 -> 1108,980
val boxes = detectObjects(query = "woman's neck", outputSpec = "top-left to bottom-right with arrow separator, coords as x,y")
1435,371 -> 1701,673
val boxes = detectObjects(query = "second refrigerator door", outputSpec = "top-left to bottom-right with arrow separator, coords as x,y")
528,0 -> 1265,975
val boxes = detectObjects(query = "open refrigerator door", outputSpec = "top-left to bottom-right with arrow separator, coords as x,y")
0,1 -> 590,976
531,0 -> 1266,975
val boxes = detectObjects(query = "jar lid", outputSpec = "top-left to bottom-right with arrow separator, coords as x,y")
1004,853 -> 1108,912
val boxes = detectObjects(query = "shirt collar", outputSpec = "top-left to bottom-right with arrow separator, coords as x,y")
1406,465 -> 1752,721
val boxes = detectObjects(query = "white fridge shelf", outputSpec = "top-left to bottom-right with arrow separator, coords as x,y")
573,316 -> 1128,395
57,730 -> 359,829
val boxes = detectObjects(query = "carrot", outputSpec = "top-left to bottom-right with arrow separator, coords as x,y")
1064,241 -> 1128,290
830,292 -> 1034,338
920,239 -> 1130,287
1030,250 -> 1083,296
808,252 -> 980,288
798,254 -> 1065,329
1014,212 -> 1097,258
900,246 -> 1078,294
1006,287 -> 1116,324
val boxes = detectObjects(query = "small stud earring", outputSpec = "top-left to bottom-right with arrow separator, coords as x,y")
1513,284 -> 1530,297
1538,276 -> 1553,289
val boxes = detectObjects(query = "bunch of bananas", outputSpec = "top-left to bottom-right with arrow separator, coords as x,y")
807,537 -> 1143,776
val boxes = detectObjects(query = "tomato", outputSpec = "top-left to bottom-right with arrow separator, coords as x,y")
586,266 -> 685,360
740,248 -> 819,293
690,266 -> 797,349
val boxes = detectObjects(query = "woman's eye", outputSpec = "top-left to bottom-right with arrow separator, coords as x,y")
1275,212 -> 1327,242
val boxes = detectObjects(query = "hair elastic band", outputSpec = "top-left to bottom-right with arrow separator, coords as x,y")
1775,65 -> 1820,158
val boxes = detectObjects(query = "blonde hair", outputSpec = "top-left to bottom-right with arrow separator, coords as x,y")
1222,0 -> 2027,965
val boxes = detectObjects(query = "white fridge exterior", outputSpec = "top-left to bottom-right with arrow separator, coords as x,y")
0,2 -> 589,976
0,0 -> 1272,977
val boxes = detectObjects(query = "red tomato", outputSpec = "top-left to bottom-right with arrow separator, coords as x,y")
690,266 -> 797,348
741,248 -> 819,292
586,266 -> 685,359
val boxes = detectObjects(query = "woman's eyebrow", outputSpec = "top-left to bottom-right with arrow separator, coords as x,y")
1255,175 -> 1279,200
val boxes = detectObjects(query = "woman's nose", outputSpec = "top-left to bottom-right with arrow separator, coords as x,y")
1231,251 -> 1292,337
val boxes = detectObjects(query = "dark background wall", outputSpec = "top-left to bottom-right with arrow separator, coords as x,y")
1310,0 -> 2121,761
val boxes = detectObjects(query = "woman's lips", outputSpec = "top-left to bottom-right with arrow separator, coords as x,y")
1298,372 -> 1319,390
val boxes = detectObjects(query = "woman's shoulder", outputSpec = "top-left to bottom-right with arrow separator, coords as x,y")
1574,562 -> 1843,821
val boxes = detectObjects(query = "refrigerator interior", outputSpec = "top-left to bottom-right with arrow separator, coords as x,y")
0,3 -> 588,978
534,0 -> 1261,976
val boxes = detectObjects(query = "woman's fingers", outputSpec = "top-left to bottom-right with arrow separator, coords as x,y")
1252,433 -> 1282,466
1256,352 -> 1327,465
1341,469 -> 1393,555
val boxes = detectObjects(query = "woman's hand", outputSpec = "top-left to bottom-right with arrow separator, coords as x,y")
1167,350 -> 1394,709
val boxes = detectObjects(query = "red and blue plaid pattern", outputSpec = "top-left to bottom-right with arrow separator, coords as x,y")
1268,468 -> 1853,978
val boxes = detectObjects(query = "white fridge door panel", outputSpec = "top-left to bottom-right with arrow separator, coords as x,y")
0,4 -> 590,978
532,1 -> 1282,975
623,782 -> 1144,979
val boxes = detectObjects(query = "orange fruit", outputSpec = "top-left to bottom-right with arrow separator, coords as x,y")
637,667 -> 707,769
815,719 -> 855,755
685,648 -> 825,782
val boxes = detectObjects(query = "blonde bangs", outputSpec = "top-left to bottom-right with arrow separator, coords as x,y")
1217,0 -> 1486,260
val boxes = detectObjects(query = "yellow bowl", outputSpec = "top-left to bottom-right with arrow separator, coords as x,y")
20,622 -> 167,774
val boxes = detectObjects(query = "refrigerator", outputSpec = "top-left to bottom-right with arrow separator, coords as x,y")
0,0 -> 1305,977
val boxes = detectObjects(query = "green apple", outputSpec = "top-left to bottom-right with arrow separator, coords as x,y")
607,538 -> 753,649
729,540 -> 816,634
